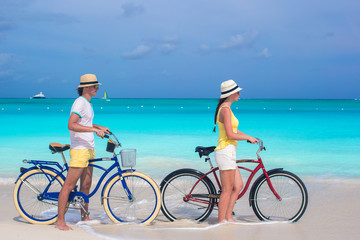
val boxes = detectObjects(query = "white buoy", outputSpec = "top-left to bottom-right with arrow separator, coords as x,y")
47,107 -> 50,110
153,106 -> 156,108
180,107 -> 183,109
61,109 -> 63,112
101,107 -> 103,109
127,106 -> 130,109
264,108 -> 266,110
141,105 -> 144,108
18,108 -> 21,110
1,108 -> 4,111
289,108 -> 292,111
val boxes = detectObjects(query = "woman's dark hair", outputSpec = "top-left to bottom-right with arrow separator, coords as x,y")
213,98 -> 227,132
77,87 -> 83,96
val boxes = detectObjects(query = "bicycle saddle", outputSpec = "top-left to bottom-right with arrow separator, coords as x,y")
49,143 -> 70,154
195,146 -> 216,158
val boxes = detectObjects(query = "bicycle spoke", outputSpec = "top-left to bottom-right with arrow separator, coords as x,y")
251,171 -> 308,222
160,170 -> 216,222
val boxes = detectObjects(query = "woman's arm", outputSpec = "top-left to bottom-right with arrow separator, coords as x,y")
220,107 -> 258,143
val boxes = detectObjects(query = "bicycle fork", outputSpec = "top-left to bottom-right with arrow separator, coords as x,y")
263,170 -> 282,200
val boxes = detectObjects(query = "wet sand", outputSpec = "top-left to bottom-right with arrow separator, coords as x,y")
1,176 -> 360,240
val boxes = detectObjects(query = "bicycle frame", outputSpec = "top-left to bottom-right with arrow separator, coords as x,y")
16,133 -> 136,204
186,144 -> 281,206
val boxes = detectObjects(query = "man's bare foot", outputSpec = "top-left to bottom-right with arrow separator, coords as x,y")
81,216 -> 91,221
55,223 -> 73,231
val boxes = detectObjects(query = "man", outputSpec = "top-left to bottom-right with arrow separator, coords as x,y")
55,74 -> 109,230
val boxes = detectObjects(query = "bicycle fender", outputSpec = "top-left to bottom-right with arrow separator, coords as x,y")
14,166 -> 65,184
248,168 -> 283,207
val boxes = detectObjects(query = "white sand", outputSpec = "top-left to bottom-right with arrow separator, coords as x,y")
1,176 -> 360,240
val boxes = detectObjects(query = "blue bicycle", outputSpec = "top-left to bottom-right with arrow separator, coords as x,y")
13,133 -> 161,225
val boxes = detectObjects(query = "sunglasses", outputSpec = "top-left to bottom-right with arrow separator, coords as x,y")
92,84 -> 100,89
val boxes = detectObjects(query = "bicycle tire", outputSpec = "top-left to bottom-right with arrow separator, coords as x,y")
102,171 -> 161,224
160,168 -> 217,222
13,169 -> 64,224
250,170 -> 308,222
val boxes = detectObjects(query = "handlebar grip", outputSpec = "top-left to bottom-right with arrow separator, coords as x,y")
104,134 -> 109,139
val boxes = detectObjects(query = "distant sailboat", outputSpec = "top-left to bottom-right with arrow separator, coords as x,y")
104,91 -> 110,101
31,92 -> 46,99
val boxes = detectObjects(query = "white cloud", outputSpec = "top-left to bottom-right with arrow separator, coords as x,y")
199,44 -> 210,53
122,45 -> 151,59
158,35 -> 180,54
37,76 -> 51,83
162,35 -> 180,43
258,48 -> 272,58
219,31 -> 258,51
123,36 -> 179,58
199,31 -> 259,53
219,34 -> 245,50
160,43 -> 177,54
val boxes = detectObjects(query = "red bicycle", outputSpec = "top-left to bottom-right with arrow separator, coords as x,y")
160,140 -> 308,222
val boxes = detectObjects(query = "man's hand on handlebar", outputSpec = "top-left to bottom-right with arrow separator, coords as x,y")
94,127 -> 110,139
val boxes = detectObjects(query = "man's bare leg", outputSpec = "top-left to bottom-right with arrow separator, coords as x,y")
55,167 -> 84,230
79,165 -> 93,221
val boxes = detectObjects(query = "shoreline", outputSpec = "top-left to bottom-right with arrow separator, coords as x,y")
2,177 -> 360,240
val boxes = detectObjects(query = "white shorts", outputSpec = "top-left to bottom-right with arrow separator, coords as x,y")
214,144 -> 237,170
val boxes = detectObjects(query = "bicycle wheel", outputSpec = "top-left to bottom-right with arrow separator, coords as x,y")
103,171 -> 161,224
13,169 -> 64,224
250,170 -> 308,222
160,168 -> 217,222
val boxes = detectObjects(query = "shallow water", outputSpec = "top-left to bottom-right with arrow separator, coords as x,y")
1,98 -> 359,181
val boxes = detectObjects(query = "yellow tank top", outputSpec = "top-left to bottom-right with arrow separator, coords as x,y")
215,106 -> 239,151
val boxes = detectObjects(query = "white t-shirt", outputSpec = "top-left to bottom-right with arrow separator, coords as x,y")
70,96 -> 95,149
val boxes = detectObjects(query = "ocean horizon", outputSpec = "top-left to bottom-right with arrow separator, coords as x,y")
1,98 -> 359,183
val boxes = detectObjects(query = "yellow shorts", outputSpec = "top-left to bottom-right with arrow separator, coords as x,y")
69,148 -> 95,168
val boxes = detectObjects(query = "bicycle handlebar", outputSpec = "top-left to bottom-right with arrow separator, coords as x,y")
104,132 -> 122,147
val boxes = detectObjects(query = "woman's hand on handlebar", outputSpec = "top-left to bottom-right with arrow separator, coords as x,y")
247,136 -> 259,144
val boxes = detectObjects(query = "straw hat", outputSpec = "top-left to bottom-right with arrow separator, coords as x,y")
78,74 -> 102,88
220,79 -> 242,98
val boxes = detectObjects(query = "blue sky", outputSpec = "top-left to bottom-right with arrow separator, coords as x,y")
0,0 -> 359,99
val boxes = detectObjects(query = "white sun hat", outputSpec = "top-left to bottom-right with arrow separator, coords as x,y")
220,79 -> 242,98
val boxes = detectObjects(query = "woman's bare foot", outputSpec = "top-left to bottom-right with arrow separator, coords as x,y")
55,222 -> 73,231
226,218 -> 236,223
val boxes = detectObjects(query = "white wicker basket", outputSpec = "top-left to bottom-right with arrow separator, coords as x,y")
120,149 -> 136,168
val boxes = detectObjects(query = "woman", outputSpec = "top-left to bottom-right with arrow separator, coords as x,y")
213,79 -> 258,223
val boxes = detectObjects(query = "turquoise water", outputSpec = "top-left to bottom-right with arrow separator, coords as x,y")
1,98 -> 360,182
